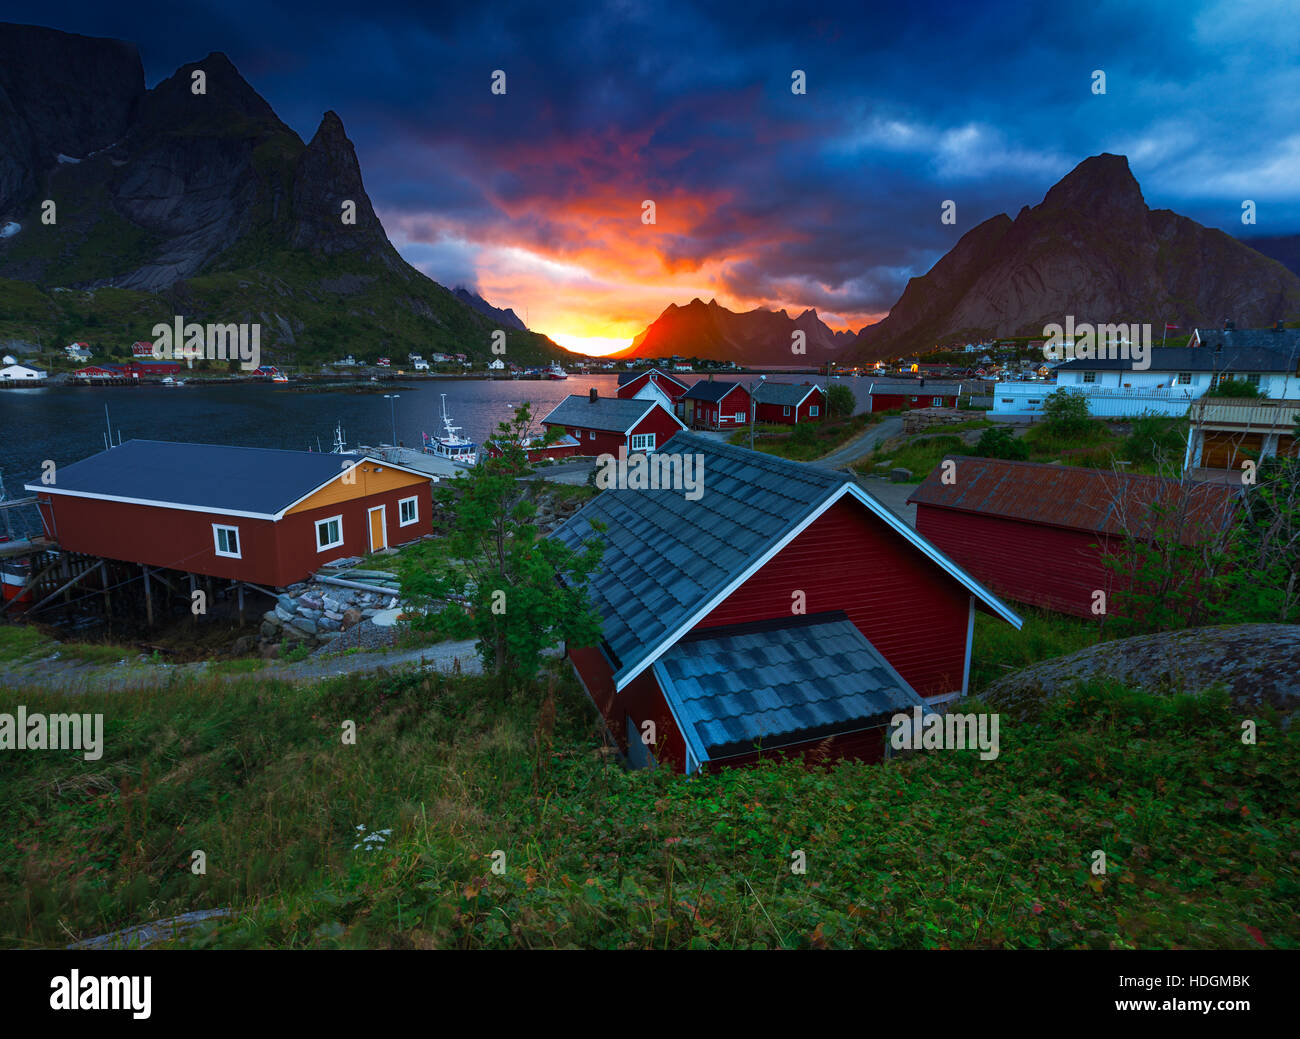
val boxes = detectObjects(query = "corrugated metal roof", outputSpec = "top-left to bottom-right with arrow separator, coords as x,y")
27,439 -> 379,518
653,614 -> 927,762
540,395 -> 661,433
752,381 -> 821,406
1190,398 -> 1300,433
683,380 -> 743,402
908,456 -> 1240,539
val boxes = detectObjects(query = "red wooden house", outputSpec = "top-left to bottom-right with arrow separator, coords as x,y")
908,457 -> 1240,618
26,440 -> 436,588
682,379 -> 752,429
549,434 -> 1020,774
541,391 -> 686,455
752,382 -> 826,424
485,433 -> 582,462
867,379 -> 964,411
616,368 -> 690,414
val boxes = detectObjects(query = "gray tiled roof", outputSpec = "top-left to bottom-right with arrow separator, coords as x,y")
27,439 -> 366,517
868,379 -> 965,395
752,381 -> 822,406
1056,344 -> 1299,373
653,614 -> 928,763
683,379 -> 744,403
1192,327 -> 1300,355
549,432 -> 854,687
540,395 -> 661,433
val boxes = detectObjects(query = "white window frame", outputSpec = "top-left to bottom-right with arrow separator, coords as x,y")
1082,371 -> 1097,383
809,405 -> 819,417
212,523 -> 241,559
589,430 -> 595,441
732,411 -> 746,422
315,514 -> 344,552
629,432 -> 655,452
783,405 -> 792,416
398,495 -> 419,527
932,397 -> 942,407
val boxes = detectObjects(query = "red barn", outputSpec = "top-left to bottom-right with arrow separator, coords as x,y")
26,440 -> 436,588
485,433 -> 582,462
868,379 -> 964,411
908,457 -> 1240,618
682,379 -> 752,429
549,434 -> 1020,774
541,392 -> 686,455
752,381 -> 826,424
616,368 -> 690,414
130,360 -> 183,377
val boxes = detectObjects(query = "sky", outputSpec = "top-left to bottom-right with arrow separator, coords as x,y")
11,0 -> 1300,353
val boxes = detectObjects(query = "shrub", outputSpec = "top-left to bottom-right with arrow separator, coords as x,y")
974,425 -> 1029,460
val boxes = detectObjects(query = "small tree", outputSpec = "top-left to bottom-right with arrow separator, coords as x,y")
398,403 -> 606,694
974,425 -> 1029,460
1041,388 -> 1092,436
825,383 -> 856,419
1212,378 -> 1264,399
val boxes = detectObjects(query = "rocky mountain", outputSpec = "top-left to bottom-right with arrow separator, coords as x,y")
619,298 -> 860,365
1240,234 -> 1300,279
0,23 -> 559,364
452,287 -> 528,331
849,154 -> 1300,362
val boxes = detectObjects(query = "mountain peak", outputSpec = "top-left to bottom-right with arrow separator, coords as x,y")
1041,152 -> 1144,213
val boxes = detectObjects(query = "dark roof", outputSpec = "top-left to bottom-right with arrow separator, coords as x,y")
616,368 -> 688,389
908,456 -> 1240,540
868,379 -> 965,395
1055,344 -> 1300,373
752,381 -> 822,406
653,613 -> 928,763
683,379 -> 744,403
26,439 -> 414,519
1192,327 -> 1300,355
540,395 -> 673,433
550,433 -> 1019,690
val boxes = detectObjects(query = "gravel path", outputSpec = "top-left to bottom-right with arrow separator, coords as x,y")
815,416 -> 904,468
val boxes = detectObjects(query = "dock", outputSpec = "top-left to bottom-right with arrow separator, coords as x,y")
356,444 -> 466,480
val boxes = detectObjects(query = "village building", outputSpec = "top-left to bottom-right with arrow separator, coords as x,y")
681,379 -> 752,429
550,434 -> 1020,774
1184,396 -> 1300,471
867,379 -> 964,411
484,433 -> 582,462
908,457 -> 1240,618
73,362 -> 180,382
131,341 -> 156,357
0,363 -> 47,383
65,342 -> 93,361
615,368 -> 690,417
751,381 -> 825,424
541,391 -> 687,455
25,440 -> 435,588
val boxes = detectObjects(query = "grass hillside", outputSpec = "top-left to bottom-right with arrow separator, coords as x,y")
2,664 -> 1294,949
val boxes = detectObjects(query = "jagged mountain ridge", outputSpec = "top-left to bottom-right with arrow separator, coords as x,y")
619,298 -> 860,364
849,154 -> 1300,361
0,23 -> 555,363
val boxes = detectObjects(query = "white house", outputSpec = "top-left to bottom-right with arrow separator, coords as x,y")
993,335 -> 1300,417
487,358 -> 505,370
0,363 -> 48,383
65,342 -> 92,361
2,355 -> 15,365
413,358 -> 430,371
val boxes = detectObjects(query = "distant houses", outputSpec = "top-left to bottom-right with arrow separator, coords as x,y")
909,457 -> 1240,618
0,362 -> 47,384
65,342 -> 92,361
549,434 -> 1021,773
74,361 -> 182,382
540,391 -> 686,454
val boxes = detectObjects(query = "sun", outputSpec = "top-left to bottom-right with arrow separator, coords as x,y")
547,332 -> 633,357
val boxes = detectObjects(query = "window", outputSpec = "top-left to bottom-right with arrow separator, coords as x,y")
629,433 -> 655,452
213,524 -> 241,559
932,397 -> 943,407
573,429 -> 582,438
1246,373 -> 1261,386
783,405 -> 792,416
733,412 -> 746,422
1177,372 -> 1192,385
809,405 -> 819,417
1000,398 -> 1013,404
910,396 -> 918,402
589,430 -> 595,440
1082,371 -> 1096,383
315,515 -> 343,551
398,496 -> 419,527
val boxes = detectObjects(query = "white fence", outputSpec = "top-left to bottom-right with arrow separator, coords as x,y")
991,383 -> 1198,417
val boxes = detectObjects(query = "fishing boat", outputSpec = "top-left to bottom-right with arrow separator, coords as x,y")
422,394 -> 478,466
271,372 -> 289,383
545,361 -> 569,380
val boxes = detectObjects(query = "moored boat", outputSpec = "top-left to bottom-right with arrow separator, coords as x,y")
545,362 -> 569,380
422,394 -> 478,466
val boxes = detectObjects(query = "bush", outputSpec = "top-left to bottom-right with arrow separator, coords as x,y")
1122,414 -> 1187,471
825,383 -> 856,418
1213,379 -> 1264,398
1041,388 -> 1092,436
973,425 -> 1029,460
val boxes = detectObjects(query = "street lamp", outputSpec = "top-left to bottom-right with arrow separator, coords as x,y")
748,374 -> 766,450
383,394 -> 400,448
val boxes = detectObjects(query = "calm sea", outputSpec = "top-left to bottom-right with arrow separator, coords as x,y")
0,372 -> 869,534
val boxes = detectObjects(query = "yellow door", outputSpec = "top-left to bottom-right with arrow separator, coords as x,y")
368,506 -> 387,552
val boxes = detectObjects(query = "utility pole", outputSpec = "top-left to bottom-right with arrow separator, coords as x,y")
748,374 -> 766,450
384,393 -> 400,447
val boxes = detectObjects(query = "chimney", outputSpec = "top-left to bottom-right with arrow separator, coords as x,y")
589,387 -> 598,404
1224,319 -> 1235,332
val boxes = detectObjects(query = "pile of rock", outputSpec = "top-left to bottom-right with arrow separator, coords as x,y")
532,495 -> 587,535
902,408 -> 967,434
258,568 -> 403,652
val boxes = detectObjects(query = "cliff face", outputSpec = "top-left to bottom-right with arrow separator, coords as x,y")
850,154 -> 1300,361
622,298 -> 857,364
0,24 -> 560,362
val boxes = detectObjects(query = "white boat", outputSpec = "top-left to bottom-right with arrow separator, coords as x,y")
422,394 -> 478,465
271,372 -> 289,383
545,362 -> 568,380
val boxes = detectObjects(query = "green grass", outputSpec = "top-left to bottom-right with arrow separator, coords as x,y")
969,608 -> 1103,693
864,434 -> 967,481
2,667 -> 1294,949
0,627 -> 129,666
727,414 -> 879,462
